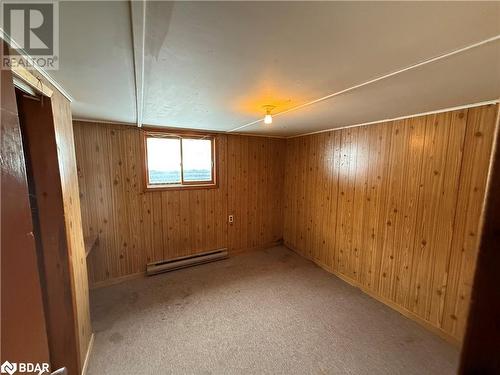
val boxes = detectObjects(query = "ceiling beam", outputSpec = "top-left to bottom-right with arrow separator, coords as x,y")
130,0 -> 146,127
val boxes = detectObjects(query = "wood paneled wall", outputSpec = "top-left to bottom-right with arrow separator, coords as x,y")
227,135 -> 285,252
75,105 -> 496,342
283,104 -> 498,343
73,122 -> 286,287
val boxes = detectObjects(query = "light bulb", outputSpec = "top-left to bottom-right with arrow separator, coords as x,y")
262,105 -> 275,125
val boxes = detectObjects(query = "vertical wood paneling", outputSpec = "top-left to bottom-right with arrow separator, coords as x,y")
74,124 -> 286,287
50,90 -> 93,369
283,105 -> 498,343
392,118 -> 426,309
442,105 -> 499,340
227,135 -> 286,252
74,105 -> 496,343
75,123 -> 228,286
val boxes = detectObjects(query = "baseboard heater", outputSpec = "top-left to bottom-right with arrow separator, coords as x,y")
146,248 -> 228,276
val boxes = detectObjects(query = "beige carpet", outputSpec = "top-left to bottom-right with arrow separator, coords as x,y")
88,246 -> 458,374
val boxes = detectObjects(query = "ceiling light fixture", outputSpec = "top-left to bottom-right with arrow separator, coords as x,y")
263,105 -> 276,125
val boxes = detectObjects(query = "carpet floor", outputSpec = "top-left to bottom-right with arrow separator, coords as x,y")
87,246 -> 459,374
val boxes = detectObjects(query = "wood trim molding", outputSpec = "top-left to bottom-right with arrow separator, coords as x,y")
16,88 -> 82,374
80,333 -> 94,375
89,271 -> 146,290
0,32 -> 72,101
229,240 -> 284,256
12,64 -> 53,97
142,129 -> 218,191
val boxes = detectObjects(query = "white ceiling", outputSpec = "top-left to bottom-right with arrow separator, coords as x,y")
49,1 -> 500,136
57,1 -> 136,123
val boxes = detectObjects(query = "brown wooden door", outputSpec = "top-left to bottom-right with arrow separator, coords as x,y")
14,87 -> 82,375
0,44 -> 50,368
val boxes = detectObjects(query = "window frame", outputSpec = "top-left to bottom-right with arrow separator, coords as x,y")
142,129 -> 217,191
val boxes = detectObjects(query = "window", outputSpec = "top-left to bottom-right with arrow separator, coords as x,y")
144,131 -> 216,190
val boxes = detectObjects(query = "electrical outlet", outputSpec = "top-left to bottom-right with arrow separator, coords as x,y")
228,215 -> 234,223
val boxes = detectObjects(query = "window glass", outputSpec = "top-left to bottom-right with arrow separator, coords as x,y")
182,138 -> 212,182
146,137 -> 181,184
145,134 -> 216,189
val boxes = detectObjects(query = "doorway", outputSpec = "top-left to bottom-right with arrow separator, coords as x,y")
13,85 -> 75,374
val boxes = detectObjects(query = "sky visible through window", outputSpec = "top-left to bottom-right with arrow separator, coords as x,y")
147,137 -> 212,184
182,139 -> 212,181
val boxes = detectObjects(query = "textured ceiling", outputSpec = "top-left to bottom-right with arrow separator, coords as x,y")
47,1 -> 500,136
56,1 -> 136,123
